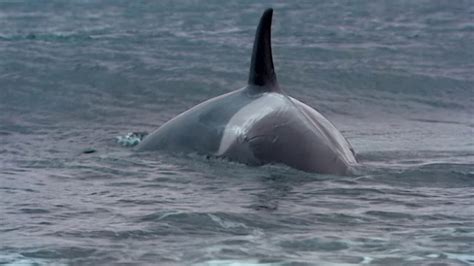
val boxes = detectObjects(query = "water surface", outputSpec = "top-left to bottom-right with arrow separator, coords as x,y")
1,1 -> 473,265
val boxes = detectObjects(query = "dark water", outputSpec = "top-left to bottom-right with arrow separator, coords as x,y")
1,1 -> 473,265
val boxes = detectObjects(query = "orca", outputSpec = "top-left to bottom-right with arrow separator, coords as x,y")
136,8 -> 357,175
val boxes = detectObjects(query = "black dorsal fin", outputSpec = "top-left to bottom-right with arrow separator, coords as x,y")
248,8 -> 279,92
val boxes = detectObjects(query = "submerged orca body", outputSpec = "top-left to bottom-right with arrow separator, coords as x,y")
136,9 -> 357,175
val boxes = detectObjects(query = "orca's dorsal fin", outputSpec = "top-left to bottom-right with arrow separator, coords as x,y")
248,8 -> 280,93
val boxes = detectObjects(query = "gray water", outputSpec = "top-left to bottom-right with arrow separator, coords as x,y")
1,1 -> 473,265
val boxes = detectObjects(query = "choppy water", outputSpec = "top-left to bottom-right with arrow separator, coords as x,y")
1,1 -> 473,265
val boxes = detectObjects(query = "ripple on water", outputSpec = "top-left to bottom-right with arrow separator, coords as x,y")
20,247 -> 96,259
279,237 -> 349,252
139,211 -> 270,236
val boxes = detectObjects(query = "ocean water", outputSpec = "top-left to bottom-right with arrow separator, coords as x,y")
1,1 -> 473,265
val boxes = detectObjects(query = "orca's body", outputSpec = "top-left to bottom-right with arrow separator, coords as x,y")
137,9 -> 357,175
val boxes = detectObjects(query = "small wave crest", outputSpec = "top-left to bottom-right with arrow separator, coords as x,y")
116,132 -> 148,147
